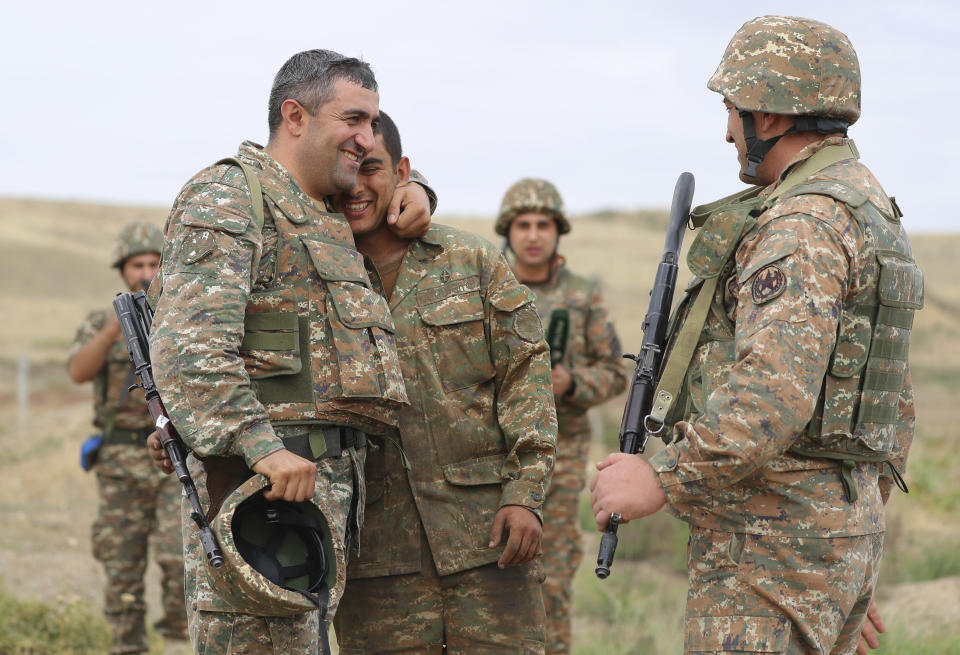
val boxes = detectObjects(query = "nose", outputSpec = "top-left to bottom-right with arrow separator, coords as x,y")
356,123 -> 375,154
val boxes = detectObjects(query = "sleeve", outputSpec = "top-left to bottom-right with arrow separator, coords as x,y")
651,213 -> 850,505
565,282 -> 630,408
485,254 -> 558,520
67,310 -> 106,364
149,172 -> 283,467
409,169 -> 438,215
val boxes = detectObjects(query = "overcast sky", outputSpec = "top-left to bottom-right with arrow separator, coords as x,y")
3,0 -> 955,232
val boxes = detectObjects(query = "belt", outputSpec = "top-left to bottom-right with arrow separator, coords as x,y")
103,426 -> 154,445
282,426 -> 367,460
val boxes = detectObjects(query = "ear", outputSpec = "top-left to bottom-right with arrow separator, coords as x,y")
279,99 -> 308,137
397,156 -> 411,184
758,111 -> 792,139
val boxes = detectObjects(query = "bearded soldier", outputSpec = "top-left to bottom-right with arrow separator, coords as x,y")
591,16 -> 920,654
496,179 -> 628,655
68,222 -> 186,654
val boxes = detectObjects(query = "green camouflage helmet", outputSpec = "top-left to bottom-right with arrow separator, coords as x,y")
111,222 -> 164,268
205,475 -> 343,618
495,178 -> 571,236
708,15 -> 861,125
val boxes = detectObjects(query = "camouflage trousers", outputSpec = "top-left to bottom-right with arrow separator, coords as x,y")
540,466 -> 586,655
683,526 -> 884,654
184,437 -> 364,655
334,556 -> 547,654
92,468 -> 186,654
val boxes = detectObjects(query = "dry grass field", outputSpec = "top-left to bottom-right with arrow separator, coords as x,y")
1,196 -> 958,653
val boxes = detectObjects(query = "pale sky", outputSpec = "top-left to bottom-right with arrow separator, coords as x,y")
3,0 -> 956,231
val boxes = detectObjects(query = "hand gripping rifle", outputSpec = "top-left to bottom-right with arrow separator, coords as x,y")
595,172 -> 694,579
113,290 -> 224,569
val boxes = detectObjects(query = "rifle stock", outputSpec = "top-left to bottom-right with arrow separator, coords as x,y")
113,291 -> 224,569
595,172 -> 694,579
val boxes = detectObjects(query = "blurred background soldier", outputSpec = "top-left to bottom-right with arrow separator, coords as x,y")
333,112 -> 557,654
591,15 -> 920,654
496,179 -> 628,655
67,221 -> 186,654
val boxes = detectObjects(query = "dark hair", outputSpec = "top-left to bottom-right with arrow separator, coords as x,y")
376,111 -> 403,168
267,49 -> 378,137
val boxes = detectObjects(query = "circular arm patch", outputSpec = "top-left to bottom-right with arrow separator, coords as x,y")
751,264 -> 787,304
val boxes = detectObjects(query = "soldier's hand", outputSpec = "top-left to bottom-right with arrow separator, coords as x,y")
387,181 -> 431,238
146,431 -> 174,474
489,505 -> 542,568
590,453 -> 666,530
252,449 -> 317,502
856,598 -> 885,654
551,365 -> 573,397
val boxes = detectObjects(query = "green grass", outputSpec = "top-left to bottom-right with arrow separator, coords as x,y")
0,583 -> 111,654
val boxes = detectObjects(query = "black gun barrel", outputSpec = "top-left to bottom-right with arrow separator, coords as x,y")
113,291 -> 224,569
596,172 -> 694,579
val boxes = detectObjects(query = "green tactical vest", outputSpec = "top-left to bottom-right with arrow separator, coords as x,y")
654,143 -> 923,499
217,158 -> 407,433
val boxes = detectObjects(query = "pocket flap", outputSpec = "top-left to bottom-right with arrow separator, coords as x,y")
877,252 -> 924,310
686,615 -> 789,652
489,279 -> 531,313
442,454 -> 504,486
302,237 -> 369,284
738,238 -> 800,283
419,289 -> 485,326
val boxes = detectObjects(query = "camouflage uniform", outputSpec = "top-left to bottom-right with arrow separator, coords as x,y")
69,308 -> 186,654
523,263 -> 628,655
333,224 -> 558,654
648,17 -> 921,654
150,141 -> 409,655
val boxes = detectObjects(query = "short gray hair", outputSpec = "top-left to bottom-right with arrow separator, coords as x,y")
267,49 -> 378,137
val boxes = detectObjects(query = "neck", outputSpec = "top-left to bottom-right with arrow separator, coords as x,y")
264,139 -> 332,201
759,132 -> 833,184
355,225 -> 410,270
513,259 -> 553,285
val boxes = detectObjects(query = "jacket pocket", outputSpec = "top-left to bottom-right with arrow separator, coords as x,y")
442,454 -> 504,551
418,282 -> 495,392
302,237 -> 405,402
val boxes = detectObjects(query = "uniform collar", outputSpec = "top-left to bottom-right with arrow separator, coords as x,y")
767,135 -> 854,196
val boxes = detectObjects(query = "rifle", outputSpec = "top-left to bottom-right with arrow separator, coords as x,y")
113,290 -> 224,569
595,172 -> 695,579
545,309 -> 570,368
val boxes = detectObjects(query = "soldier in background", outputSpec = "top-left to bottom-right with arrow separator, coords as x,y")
148,51 -> 434,655
496,179 -> 629,655
67,222 -> 186,654
591,16 -> 919,654
332,112 -> 557,654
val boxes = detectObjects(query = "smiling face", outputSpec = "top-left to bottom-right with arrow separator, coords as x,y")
332,133 -> 410,239
298,78 -> 379,197
508,212 -> 559,273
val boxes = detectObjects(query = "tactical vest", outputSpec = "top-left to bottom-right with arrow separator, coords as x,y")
219,158 -> 407,434
655,143 -> 923,498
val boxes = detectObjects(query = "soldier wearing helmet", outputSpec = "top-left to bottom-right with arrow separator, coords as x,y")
67,221 -> 186,653
498,178 -> 628,655
591,16 -> 920,654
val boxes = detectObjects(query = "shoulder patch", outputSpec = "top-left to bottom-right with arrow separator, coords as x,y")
180,229 -> 216,264
751,264 -> 787,304
514,306 -> 544,343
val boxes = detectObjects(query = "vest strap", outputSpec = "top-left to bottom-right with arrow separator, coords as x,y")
216,157 -> 265,230
764,142 -> 859,207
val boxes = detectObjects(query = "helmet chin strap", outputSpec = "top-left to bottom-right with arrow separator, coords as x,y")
739,110 -> 849,179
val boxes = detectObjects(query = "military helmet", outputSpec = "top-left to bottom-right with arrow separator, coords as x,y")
111,222 -> 164,269
708,15 -> 861,125
495,178 -> 570,236
206,475 -> 342,618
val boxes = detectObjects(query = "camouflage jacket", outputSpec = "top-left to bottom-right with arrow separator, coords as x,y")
524,263 -> 628,482
150,142 -> 407,467
69,308 -> 163,480
348,224 -> 558,579
650,137 -> 917,538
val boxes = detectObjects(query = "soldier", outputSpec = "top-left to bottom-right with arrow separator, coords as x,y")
495,179 -> 629,655
67,222 -> 186,654
590,16 -> 920,654
330,112 -> 557,654
147,51 -> 434,654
